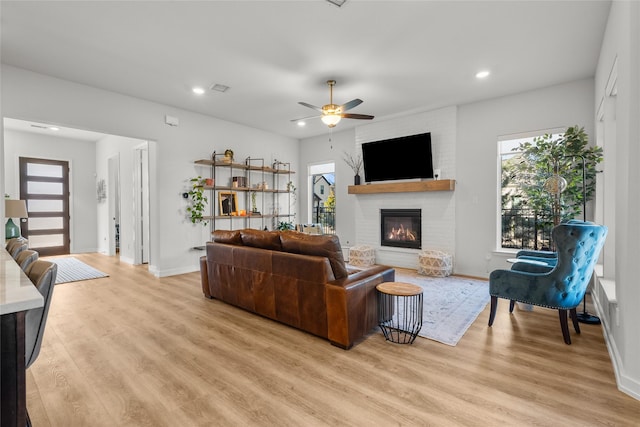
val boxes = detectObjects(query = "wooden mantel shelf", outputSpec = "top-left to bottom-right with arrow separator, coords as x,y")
347,179 -> 455,194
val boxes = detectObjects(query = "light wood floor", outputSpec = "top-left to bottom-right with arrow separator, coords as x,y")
27,253 -> 640,426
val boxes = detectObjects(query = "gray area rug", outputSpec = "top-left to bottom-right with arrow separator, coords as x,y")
392,272 -> 490,346
51,257 -> 109,284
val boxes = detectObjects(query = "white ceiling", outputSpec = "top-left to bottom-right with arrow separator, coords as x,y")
3,118 -> 107,142
0,1 -> 611,139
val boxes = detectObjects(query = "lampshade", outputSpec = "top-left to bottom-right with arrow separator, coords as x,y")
321,113 -> 341,128
5,199 -> 28,218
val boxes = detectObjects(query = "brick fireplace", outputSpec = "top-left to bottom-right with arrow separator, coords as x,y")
352,106 -> 456,269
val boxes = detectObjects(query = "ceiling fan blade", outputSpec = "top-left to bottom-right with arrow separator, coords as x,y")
298,101 -> 323,112
342,113 -> 374,120
341,99 -> 363,111
290,114 -> 321,122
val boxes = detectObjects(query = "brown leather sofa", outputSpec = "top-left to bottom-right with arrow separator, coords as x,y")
200,229 -> 395,349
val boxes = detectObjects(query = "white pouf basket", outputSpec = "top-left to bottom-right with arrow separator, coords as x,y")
349,245 -> 375,267
418,250 -> 453,277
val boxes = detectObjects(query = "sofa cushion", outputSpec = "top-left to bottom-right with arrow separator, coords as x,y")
240,229 -> 282,251
280,232 -> 348,279
211,229 -> 242,245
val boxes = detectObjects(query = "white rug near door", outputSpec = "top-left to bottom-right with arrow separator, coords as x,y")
392,272 -> 490,346
51,257 -> 109,284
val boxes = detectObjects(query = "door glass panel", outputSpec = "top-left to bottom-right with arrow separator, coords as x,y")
28,199 -> 63,212
27,163 -> 63,178
29,234 -> 64,248
27,217 -> 64,230
27,181 -> 64,195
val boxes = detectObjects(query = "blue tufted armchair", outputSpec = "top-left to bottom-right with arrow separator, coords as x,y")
489,221 -> 607,344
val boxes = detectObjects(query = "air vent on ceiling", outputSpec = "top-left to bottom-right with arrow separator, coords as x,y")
210,83 -> 230,93
326,0 -> 347,7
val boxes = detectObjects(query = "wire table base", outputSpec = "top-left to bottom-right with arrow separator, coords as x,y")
377,282 -> 423,344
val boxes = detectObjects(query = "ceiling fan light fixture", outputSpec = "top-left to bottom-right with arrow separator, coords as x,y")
321,114 -> 341,127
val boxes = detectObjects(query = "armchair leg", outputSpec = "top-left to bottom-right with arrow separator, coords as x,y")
488,296 -> 498,326
509,300 -> 515,313
570,308 -> 581,334
559,310 -> 571,344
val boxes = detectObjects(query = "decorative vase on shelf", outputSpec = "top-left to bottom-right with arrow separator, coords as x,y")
354,174 -> 361,185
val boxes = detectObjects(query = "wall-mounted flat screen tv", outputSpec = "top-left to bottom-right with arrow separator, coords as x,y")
361,132 -> 433,182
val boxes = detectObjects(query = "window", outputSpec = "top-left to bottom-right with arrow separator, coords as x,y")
499,130 -> 564,251
308,162 -> 336,235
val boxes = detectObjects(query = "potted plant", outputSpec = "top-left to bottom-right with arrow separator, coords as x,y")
276,221 -> 294,231
187,176 -> 208,225
250,191 -> 260,215
506,125 -> 603,229
343,151 -> 363,185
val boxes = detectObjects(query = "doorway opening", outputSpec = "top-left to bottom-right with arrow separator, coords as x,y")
3,118 -> 153,267
107,154 -> 120,256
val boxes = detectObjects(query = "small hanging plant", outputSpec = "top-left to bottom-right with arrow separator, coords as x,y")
187,176 -> 208,226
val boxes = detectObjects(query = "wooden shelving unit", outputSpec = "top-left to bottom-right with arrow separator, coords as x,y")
194,155 -> 295,231
347,179 -> 455,194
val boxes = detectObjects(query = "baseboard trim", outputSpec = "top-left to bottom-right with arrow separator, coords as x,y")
151,264 -> 199,278
592,285 -> 640,401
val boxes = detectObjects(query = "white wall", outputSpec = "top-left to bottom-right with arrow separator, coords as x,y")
1,65 -> 299,276
3,129 -> 98,253
593,0 -> 640,400
456,78 -> 595,276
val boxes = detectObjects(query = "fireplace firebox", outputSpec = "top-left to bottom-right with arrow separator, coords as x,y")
380,209 -> 422,249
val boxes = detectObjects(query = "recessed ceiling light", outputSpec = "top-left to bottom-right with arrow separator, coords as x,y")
297,121 -> 306,127
48,126 -> 59,131
192,87 -> 206,95
475,70 -> 490,79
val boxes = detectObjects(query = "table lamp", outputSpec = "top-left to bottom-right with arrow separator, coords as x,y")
5,199 -> 28,239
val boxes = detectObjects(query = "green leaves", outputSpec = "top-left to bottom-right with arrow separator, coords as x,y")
504,125 -> 603,224
187,176 -> 209,226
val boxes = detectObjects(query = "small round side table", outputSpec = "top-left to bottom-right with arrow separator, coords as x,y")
376,282 -> 423,344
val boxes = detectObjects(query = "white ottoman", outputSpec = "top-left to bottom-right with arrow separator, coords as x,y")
349,245 -> 375,267
418,250 -> 453,277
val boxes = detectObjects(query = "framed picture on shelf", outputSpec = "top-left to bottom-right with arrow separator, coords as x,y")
218,192 -> 238,215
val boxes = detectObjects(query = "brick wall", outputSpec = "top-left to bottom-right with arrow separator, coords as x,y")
353,106 -> 456,269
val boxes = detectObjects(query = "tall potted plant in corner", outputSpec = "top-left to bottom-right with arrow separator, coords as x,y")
507,125 -> 603,229
187,176 -> 208,226
343,151 -> 363,185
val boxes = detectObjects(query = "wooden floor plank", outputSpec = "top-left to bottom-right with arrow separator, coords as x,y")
24,254 -> 640,426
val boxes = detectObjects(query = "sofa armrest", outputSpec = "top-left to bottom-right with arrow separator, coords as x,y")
200,255 -> 212,298
325,265 -> 395,349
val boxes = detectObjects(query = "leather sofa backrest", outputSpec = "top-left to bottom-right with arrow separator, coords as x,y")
279,231 -> 348,279
240,229 -> 282,251
211,228 -> 348,280
211,229 -> 242,245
